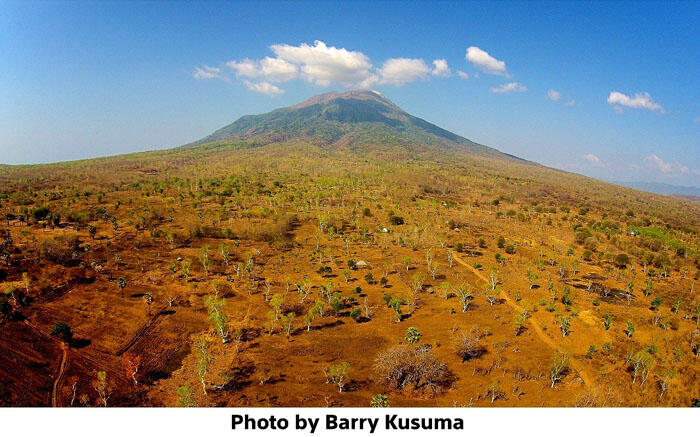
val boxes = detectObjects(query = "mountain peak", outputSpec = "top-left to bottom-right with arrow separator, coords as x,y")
291,90 -> 400,110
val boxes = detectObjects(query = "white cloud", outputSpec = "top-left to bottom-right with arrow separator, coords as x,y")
565,100 -> 576,107
644,154 -> 673,172
607,91 -> 664,113
583,153 -> 603,166
243,80 -> 284,96
457,70 -> 469,79
431,59 -> 451,77
465,46 -> 507,75
270,40 -> 374,87
227,58 -> 261,77
547,89 -> 561,101
259,57 -> 298,82
490,82 -> 527,94
227,57 -> 298,82
193,65 -> 221,80
694,116 -> 700,124
642,155 -> 700,176
378,58 -> 430,86
215,40 -> 455,96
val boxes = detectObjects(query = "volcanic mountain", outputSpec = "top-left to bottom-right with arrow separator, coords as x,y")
188,90 -> 512,158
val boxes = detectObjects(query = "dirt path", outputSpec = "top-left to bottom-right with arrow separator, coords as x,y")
451,253 -> 594,387
115,304 -> 170,356
52,343 -> 69,407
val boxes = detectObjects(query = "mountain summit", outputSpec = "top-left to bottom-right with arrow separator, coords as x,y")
190,90 -> 505,157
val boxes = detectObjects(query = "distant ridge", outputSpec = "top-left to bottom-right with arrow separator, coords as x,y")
611,180 -> 700,197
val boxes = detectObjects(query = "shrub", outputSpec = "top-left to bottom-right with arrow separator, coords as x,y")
389,215 -> 405,225
497,236 -> 506,248
614,253 -> 630,268
652,253 -> 670,269
39,235 -> 81,265
405,327 -> 422,344
33,207 -> 51,221
583,237 -> 599,251
370,394 -> 389,407
574,228 -> 592,244
373,344 -> 452,393
453,328 -> 486,361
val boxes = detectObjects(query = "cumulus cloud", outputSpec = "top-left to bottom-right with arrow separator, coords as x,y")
583,153 -> 603,166
547,89 -> 561,101
243,80 -> 284,96
490,82 -> 527,94
205,40 -> 456,96
607,91 -> 664,113
378,58 -> 430,86
457,70 -> 469,79
642,155 -> 700,177
431,59 -> 451,77
270,40 -> 373,87
259,57 -> 298,82
465,46 -> 507,75
193,65 -> 221,80
227,58 -> 261,77
644,154 -> 673,172
227,57 -> 298,82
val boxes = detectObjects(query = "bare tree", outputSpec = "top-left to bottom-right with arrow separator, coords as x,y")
454,282 -> 472,312
549,352 -> 569,388
92,371 -> 113,407
195,336 -> 212,395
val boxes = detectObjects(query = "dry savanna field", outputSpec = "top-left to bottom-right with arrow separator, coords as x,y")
1,91 -> 699,407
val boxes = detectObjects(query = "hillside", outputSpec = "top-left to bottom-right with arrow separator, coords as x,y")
0,91 -> 699,408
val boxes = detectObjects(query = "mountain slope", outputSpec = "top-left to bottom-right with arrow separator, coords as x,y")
188,90 -> 508,157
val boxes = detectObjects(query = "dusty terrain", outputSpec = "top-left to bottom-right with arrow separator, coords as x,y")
1,93 -> 699,407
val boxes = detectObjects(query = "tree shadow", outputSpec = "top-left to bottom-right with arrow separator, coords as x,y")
70,338 -> 91,349
219,365 -> 255,392
310,320 -> 345,331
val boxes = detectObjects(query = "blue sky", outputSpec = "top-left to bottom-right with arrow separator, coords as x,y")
1,1 -> 699,187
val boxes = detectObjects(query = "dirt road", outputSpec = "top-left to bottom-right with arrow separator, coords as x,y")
451,252 -> 593,387
52,343 -> 69,407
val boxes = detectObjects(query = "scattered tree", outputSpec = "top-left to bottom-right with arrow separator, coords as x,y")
549,352 -> 569,388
